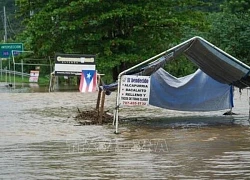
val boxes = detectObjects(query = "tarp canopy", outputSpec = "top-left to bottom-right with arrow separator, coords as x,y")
104,36 -> 250,90
103,36 -> 250,111
149,68 -> 233,111
132,36 -> 250,88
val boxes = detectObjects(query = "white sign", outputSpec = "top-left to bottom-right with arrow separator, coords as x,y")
55,53 -> 95,76
56,56 -> 94,63
120,75 -> 151,106
54,64 -> 95,75
29,70 -> 39,83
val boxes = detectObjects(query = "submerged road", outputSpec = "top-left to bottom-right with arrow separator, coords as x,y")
0,88 -> 250,179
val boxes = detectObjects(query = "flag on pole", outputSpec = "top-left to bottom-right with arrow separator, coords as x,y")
79,70 -> 97,93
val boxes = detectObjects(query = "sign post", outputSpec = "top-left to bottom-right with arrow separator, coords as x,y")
0,43 -> 23,58
0,43 -> 23,83
114,75 -> 151,134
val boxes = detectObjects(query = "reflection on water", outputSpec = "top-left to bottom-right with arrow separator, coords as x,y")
0,82 -> 79,93
0,87 -> 250,179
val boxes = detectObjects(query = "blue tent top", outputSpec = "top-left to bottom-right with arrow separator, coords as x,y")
149,68 -> 234,111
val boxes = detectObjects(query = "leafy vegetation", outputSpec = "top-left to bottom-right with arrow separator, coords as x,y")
1,0 -> 250,82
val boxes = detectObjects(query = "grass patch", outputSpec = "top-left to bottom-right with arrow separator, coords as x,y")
0,74 -> 50,85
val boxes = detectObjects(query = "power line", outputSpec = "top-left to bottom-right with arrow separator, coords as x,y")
7,16 -> 16,36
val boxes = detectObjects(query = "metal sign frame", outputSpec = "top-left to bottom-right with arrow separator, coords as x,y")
0,43 -> 23,58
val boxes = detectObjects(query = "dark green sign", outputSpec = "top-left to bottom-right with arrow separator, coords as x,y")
0,43 -> 23,58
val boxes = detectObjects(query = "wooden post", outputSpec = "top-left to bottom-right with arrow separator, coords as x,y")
49,73 -> 55,92
96,87 -> 102,120
95,73 -> 106,123
248,97 -> 250,122
99,90 -> 106,124
96,88 -> 102,109
96,74 -> 102,110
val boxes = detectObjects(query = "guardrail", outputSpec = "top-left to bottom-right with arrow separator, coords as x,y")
0,69 -> 30,77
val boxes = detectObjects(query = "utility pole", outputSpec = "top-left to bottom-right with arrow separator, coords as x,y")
1,6 -> 7,80
3,6 -> 7,42
3,6 -> 10,84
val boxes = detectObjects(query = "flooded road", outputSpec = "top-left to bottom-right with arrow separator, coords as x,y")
0,84 -> 250,179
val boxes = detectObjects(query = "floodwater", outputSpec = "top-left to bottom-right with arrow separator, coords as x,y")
1,83 -> 250,179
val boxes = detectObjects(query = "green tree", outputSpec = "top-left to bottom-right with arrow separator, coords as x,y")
16,0 -> 207,82
206,0 -> 250,65
223,0 -> 250,13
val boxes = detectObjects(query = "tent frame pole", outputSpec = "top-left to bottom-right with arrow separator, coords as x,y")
114,36 -> 250,133
114,37 -> 199,134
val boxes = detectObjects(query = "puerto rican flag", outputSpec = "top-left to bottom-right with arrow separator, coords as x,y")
79,70 -> 97,93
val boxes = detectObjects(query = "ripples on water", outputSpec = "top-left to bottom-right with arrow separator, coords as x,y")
0,85 -> 250,179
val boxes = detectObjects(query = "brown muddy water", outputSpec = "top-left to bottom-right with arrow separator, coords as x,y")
1,83 -> 250,179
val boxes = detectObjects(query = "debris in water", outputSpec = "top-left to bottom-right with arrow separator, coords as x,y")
75,108 -> 113,125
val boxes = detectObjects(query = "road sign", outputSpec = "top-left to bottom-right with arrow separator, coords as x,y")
0,43 -> 23,58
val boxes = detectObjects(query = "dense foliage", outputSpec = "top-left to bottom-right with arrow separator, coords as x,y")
0,0 -> 21,41
1,0 -> 250,82
207,0 -> 250,64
